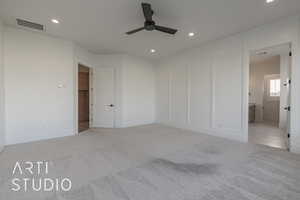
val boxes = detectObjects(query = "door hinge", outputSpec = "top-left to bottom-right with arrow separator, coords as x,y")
284,106 -> 291,111
288,133 -> 290,138
284,79 -> 291,86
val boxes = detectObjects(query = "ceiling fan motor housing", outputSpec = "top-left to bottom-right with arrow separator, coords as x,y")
126,3 -> 177,35
145,21 -> 155,31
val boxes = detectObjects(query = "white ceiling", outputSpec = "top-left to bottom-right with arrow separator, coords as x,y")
0,0 -> 300,60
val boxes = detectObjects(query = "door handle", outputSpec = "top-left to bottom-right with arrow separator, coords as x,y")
284,106 -> 290,111
106,104 -> 114,107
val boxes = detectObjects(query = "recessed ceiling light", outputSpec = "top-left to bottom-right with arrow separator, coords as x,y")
150,49 -> 156,53
266,0 -> 275,3
188,32 -> 195,37
51,19 -> 60,24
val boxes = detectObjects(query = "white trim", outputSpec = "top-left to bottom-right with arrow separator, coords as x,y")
209,58 -> 214,130
186,65 -> 191,124
241,39 -> 248,142
211,58 -> 216,129
0,20 -> 5,150
89,68 -> 94,127
113,67 -> 117,128
73,53 -> 78,135
168,69 -> 172,122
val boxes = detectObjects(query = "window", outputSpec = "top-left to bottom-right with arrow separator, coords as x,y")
270,79 -> 280,97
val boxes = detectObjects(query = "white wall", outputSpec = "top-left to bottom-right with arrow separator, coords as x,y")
4,27 -> 76,145
156,16 -> 300,153
74,45 -> 96,69
249,56 -> 280,122
3,28 -> 156,145
93,55 -> 155,128
121,55 -> 155,127
0,20 -> 4,151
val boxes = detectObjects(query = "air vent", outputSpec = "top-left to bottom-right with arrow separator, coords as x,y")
256,51 -> 268,55
16,19 -> 44,31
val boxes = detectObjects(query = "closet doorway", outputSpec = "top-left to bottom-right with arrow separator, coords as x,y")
78,64 -> 91,132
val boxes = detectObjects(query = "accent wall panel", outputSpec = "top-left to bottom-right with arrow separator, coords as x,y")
189,52 -> 212,130
0,21 -> 4,150
211,37 -> 243,132
156,66 -> 170,123
171,64 -> 188,126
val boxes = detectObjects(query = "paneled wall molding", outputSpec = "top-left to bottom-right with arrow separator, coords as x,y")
209,59 -> 214,130
186,65 -> 191,124
158,46 -> 245,142
168,68 -> 172,122
157,16 -> 300,149
241,38 -> 248,136
210,58 -> 216,130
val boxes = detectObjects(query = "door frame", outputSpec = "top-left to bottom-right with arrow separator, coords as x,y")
244,42 -> 293,150
74,62 -> 94,135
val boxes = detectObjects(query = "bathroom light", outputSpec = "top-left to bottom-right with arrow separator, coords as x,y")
266,0 -> 275,3
150,49 -> 156,53
188,32 -> 195,37
51,19 -> 60,24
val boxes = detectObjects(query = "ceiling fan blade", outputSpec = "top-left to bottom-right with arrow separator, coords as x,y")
142,3 -> 153,21
126,27 -> 145,35
155,25 -> 177,35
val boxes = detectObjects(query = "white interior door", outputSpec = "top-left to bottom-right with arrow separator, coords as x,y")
93,67 -> 115,128
263,74 -> 280,124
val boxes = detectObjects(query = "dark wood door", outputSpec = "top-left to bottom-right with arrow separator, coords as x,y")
78,65 -> 90,132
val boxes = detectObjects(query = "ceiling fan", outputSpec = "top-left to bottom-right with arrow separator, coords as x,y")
126,3 -> 178,35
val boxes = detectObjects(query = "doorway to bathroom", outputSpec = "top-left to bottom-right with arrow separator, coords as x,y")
248,43 -> 291,150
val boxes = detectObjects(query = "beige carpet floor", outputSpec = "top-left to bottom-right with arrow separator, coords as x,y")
0,124 -> 299,200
